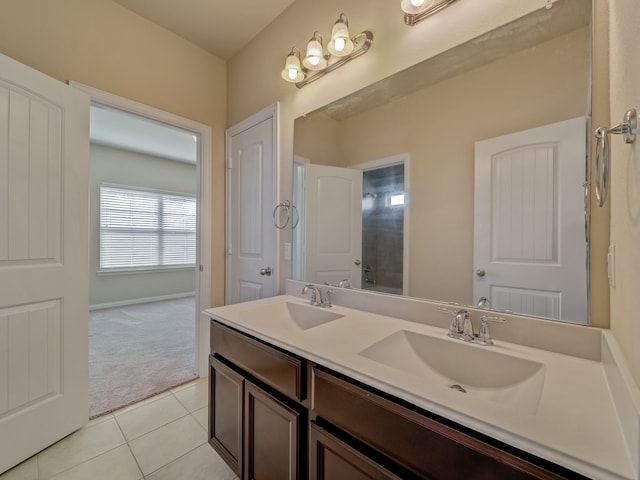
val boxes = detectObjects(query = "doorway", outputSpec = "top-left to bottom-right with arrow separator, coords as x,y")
355,154 -> 410,296
71,83 -> 212,417
361,164 -> 406,294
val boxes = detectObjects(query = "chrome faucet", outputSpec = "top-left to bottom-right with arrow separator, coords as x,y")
438,307 -> 506,345
301,284 -> 333,308
476,297 -> 490,309
438,307 -> 471,340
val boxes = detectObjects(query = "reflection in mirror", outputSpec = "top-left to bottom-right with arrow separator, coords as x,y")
293,0 -> 592,324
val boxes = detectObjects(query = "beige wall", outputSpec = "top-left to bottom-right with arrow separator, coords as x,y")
296,28 -> 590,307
0,0 -> 227,307
609,0 -> 640,386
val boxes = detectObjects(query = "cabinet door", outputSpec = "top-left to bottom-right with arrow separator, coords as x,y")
244,381 -> 301,480
209,356 -> 244,477
310,423 -> 403,480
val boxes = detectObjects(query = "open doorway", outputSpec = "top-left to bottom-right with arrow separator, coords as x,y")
361,164 -> 405,294
356,153 -> 410,296
73,84 -> 212,417
88,105 -> 197,416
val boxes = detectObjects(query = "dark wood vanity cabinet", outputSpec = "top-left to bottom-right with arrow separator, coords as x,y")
208,356 -> 243,476
209,321 -> 306,480
209,320 -> 584,480
244,380 -> 302,480
311,367 -> 574,480
309,422 -> 403,480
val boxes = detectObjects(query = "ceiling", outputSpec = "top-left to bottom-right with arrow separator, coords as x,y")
112,0 -> 297,59
90,105 -> 198,163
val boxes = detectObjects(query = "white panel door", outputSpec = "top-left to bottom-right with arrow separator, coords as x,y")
226,106 -> 277,304
305,164 -> 362,287
474,117 -> 587,323
0,54 -> 89,473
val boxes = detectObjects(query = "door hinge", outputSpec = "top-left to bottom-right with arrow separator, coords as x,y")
227,157 -> 233,170
226,244 -> 233,255
199,264 -> 204,272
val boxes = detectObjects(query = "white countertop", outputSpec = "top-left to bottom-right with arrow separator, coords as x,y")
205,294 -> 639,480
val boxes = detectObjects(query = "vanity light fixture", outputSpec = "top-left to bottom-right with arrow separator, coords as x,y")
280,48 -> 305,82
401,0 -> 459,26
280,13 -> 373,88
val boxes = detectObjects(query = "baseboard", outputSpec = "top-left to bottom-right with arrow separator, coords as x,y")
89,292 -> 196,311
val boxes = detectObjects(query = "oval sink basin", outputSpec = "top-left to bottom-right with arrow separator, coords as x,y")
239,301 -> 345,331
358,330 -> 545,413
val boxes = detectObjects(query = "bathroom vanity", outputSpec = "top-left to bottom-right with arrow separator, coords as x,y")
205,285 -> 639,480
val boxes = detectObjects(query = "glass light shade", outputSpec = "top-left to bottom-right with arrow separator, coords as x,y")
281,52 -> 304,83
302,38 -> 327,70
327,19 -> 354,56
401,0 -> 435,14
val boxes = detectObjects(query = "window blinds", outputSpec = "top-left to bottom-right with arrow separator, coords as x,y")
99,185 -> 196,271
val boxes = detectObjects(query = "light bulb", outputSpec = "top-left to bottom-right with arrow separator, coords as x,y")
333,37 -> 346,53
307,55 -> 320,66
411,0 -> 425,6
287,68 -> 298,80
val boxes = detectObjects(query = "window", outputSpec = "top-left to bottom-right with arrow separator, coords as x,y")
99,185 -> 196,272
386,191 -> 405,207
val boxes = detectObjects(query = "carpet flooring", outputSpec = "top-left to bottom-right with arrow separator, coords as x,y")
89,297 -> 198,418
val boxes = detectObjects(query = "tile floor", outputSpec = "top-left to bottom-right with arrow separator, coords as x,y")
1,378 -> 238,480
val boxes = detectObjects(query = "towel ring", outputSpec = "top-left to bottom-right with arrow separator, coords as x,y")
273,200 -> 300,230
594,126 -> 610,207
593,108 -> 637,207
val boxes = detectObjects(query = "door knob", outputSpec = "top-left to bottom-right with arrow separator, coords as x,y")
475,269 -> 486,277
260,266 -> 272,276
354,259 -> 361,266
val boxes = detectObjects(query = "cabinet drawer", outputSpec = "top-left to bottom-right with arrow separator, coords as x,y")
312,367 -> 568,480
211,321 -> 304,401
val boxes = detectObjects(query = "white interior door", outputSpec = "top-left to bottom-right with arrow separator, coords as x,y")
226,105 -> 277,304
0,54 -> 90,473
473,117 -> 587,322
305,164 -> 362,287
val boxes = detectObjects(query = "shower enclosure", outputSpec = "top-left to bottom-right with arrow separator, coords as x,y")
361,164 -> 405,294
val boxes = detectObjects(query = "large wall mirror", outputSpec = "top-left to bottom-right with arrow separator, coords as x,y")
292,0 -> 592,324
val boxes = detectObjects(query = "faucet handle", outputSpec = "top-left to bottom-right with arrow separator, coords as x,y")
321,288 -> 333,307
475,315 -> 507,345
